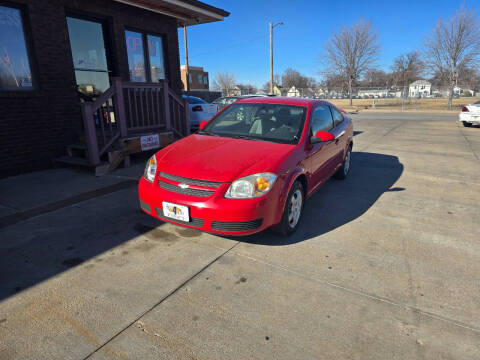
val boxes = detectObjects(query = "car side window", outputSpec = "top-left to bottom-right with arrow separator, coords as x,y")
311,105 -> 334,134
330,107 -> 344,127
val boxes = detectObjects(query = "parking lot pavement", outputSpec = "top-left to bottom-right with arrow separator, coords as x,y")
1,113 -> 479,359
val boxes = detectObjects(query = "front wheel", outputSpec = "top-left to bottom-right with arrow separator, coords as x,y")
271,181 -> 304,236
463,121 -> 472,127
334,146 -> 352,180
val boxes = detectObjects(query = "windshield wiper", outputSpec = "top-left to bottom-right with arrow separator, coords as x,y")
197,130 -> 219,136
229,135 -> 263,141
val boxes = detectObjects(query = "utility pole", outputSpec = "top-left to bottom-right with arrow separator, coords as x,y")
183,25 -> 190,91
269,22 -> 273,95
269,22 -> 283,95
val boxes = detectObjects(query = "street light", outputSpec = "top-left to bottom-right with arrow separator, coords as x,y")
270,21 -> 283,95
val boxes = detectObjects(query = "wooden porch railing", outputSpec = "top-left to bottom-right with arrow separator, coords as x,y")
80,77 -> 189,166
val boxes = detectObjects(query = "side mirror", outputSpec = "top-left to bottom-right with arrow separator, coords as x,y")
199,120 -> 209,130
311,131 -> 335,144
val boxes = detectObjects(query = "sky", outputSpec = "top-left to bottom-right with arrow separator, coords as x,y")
178,0 -> 479,89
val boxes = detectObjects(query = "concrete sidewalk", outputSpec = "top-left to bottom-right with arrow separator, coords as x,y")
0,161 -> 146,228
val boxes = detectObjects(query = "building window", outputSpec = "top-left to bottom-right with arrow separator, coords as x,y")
0,5 -> 33,91
197,74 -> 202,83
203,76 -> 208,85
188,74 -> 192,83
67,16 -> 110,95
125,30 -> 166,82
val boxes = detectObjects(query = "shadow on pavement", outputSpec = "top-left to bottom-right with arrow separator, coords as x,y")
0,187 -> 165,301
238,151 -> 404,246
0,151 -> 403,300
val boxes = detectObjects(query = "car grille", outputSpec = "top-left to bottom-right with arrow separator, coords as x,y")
211,219 -> 263,232
158,172 -> 222,188
158,180 -> 215,197
155,208 -> 205,228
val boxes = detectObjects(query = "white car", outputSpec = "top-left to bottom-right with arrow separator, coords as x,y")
183,96 -> 218,131
459,100 -> 480,127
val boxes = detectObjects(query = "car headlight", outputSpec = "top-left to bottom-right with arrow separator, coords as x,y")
144,155 -> 157,182
225,173 -> 277,199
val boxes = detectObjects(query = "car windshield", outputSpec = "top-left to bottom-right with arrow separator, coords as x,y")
201,103 -> 307,144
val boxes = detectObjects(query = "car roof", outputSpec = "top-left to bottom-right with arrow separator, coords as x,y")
235,96 -> 323,107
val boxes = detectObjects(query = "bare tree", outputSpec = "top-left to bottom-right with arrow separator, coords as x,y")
391,52 -> 424,97
212,72 -> 236,96
237,84 -> 258,95
262,74 -> 281,92
282,68 -> 309,90
424,6 -> 480,108
323,19 -> 380,105
362,69 -> 390,87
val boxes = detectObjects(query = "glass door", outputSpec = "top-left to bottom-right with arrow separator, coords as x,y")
66,16 -> 110,97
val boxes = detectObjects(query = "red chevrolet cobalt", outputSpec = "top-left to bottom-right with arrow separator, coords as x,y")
139,97 -> 353,236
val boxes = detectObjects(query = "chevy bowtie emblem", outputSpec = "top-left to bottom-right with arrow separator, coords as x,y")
178,183 -> 189,189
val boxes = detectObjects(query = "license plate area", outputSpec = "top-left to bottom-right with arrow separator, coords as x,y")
162,202 -> 190,222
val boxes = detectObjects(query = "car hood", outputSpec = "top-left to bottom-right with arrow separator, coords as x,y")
156,134 -> 295,182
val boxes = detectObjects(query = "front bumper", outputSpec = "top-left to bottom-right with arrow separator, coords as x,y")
459,113 -> 480,123
138,177 -> 283,235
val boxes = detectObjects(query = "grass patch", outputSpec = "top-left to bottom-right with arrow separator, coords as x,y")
329,97 -> 480,113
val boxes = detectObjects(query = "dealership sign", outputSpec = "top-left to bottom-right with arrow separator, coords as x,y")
140,134 -> 160,151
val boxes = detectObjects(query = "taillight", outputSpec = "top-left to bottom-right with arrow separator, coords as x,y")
462,107 -> 469,112
192,105 -> 203,112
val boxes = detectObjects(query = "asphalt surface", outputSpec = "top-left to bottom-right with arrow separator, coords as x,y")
1,112 -> 480,359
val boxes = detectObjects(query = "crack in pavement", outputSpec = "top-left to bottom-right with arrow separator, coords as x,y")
234,251 -> 480,335
82,241 -> 240,359
359,121 -> 405,152
457,122 -> 479,161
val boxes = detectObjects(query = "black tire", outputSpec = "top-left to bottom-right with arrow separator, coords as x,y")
334,145 -> 352,180
463,121 -> 472,127
271,181 -> 305,236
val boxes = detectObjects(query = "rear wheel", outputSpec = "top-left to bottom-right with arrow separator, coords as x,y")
334,145 -> 352,180
463,121 -> 472,127
271,181 -> 304,236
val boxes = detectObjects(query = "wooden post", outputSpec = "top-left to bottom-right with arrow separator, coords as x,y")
163,80 -> 171,131
81,102 -> 101,165
112,77 -> 128,137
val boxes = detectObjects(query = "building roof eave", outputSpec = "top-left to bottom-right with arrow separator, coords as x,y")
112,0 -> 229,26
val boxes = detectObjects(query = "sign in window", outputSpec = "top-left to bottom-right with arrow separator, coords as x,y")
126,30 -> 166,83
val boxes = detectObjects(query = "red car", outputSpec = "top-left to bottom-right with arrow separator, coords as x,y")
139,97 -> 353,236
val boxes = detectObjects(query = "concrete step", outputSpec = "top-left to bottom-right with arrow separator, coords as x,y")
67,143 -> 87,151
66,143 -> 88,157
54,156 -> 110,176
54,156 -> 91,167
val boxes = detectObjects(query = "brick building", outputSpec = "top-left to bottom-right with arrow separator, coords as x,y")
0,0 -> 228,177
180,65 -> 209,91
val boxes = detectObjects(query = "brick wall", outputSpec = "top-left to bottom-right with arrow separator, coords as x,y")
0,0 -> 182,177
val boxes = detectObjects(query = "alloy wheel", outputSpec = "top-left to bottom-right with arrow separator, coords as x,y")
344,149 -> 351,176
288,189 -> 303,228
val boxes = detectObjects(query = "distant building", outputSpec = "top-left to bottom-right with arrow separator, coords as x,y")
357,88 -> 390,98
286,86 -> 314,98
181,65 -> 209,91
272,85 -> 282,96
230,84 -> 256,96
409,80 -> 431,97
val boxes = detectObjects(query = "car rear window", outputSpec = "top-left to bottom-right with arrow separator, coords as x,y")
186,96 -> 207,104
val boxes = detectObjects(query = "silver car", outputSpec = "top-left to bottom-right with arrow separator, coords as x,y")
183,96 -> 218,131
